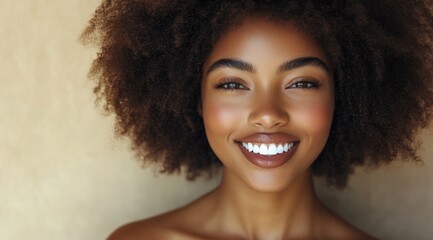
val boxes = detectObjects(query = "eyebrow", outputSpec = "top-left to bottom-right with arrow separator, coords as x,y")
207,58 -> 255,73
206,56 -> 329,74
277,56 -> 329,73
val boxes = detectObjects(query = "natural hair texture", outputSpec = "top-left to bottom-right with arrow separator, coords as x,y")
81,0 -> 433,187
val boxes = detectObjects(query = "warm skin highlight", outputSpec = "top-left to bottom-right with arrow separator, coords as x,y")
201,19 -> 334,193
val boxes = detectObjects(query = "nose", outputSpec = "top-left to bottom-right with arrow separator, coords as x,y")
248,94 -> 289,129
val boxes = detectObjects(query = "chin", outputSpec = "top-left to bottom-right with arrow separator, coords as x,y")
240,168 -> 310,193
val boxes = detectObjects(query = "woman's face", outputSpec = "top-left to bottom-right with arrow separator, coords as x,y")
201,17 -> 334,192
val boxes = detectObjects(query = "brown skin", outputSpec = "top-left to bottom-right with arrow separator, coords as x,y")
108,17 -> 375,240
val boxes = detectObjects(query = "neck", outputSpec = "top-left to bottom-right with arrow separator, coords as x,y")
211,170 -> 320,239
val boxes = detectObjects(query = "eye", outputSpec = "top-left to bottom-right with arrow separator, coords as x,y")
214,79 -> 249,91
286,78 -> 320,90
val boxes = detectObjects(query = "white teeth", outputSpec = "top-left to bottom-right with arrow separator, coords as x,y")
284,143 -> 289,152
253,145 -> 260,153
247,143 -> 253,152
241,142 -> 296,156
259,144 -> 268,155
277,144 -> 284,154
268,144 -> 277,155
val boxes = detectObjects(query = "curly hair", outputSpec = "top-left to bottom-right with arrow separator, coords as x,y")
81,0 -> 433,187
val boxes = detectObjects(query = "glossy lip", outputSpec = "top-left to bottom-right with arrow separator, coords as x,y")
235,133 -> 300,168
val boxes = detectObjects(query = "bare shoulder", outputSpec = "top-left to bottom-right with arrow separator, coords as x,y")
326,221 -> 377,240
317,204 -> 377,240
106,213 -> 195,240
107,193 -> 215,240
107,218 -> 168,240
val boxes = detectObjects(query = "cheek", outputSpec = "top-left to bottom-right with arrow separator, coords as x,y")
291,99 -> 334,138
202,97 -> 245,138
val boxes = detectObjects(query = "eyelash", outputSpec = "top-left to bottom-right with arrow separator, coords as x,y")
286,78 -> 321,90
214,78 -> 321,91
214,79 -> 249,91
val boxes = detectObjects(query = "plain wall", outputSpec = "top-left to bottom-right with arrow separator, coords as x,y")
1,1 -> 432,239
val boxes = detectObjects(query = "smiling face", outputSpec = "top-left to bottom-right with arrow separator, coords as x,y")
201,17 -> 334,192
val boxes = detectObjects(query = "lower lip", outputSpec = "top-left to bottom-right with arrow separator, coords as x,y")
238,142 -> 299,169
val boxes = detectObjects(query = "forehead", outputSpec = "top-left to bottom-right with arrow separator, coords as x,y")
204,17 -> 330,71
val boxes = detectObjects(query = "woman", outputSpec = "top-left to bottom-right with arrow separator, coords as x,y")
81,1 -> 433,239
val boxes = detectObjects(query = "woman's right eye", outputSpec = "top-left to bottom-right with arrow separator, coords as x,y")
215,80 -> 248,90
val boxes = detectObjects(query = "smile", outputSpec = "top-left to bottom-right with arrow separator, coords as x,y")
241,142 -> 295,156
236,133 -> 300,168
237,141 -> 299,168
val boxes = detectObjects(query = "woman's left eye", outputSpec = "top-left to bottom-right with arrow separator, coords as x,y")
287,79 -> 320,90
214,80 -> 248,90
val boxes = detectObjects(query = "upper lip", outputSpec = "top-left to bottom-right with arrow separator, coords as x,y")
236,133 -> 299,144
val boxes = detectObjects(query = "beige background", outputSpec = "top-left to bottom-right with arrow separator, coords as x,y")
1,1 -> 432,239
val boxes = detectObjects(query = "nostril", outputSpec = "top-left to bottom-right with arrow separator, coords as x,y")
248,96 -> 289,129
250,113 -> 288,129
